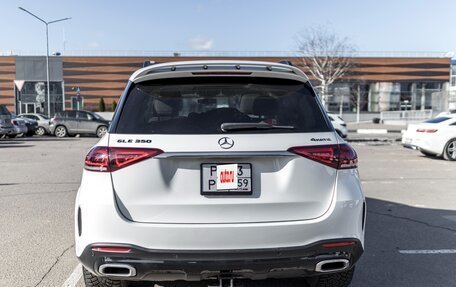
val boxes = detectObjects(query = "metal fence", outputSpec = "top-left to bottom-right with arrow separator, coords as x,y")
432,91 -> 456,114
380,110 -> 433,122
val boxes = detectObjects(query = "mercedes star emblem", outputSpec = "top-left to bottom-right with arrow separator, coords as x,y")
218,137 -> 234,149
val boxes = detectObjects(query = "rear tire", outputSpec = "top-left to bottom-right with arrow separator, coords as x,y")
82,267 -> 126,287
54,126 -> 67,138
97,126 -> 108,138
307,268 -> 355,287
35,126 -> 46,136
443,138 -> 456,161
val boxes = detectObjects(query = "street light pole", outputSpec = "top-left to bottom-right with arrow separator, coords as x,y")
46,23 -> 50,118
18,7 -> 71,117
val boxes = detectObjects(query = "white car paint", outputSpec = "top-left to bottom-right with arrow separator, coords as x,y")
402,115 -> 456,160
75,60 -> 365,285
328,113 -> 348,138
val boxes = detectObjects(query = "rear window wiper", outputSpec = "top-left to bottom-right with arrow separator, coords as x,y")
221,122 -> 295,132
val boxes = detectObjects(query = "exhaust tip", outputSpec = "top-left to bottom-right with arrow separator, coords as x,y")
99,264 -> 136,277
315,259 -> 350,273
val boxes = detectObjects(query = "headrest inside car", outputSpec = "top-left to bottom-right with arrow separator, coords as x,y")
252,96 -> 278,118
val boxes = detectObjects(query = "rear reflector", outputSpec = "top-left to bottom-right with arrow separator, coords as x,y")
288,144 -> 358,169
84,147 -> 163,172
91,246 -> 132,253
416,129 -> 438,133
321,241 -> 356,248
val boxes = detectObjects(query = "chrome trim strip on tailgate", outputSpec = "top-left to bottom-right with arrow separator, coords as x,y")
155,151 -> 295,159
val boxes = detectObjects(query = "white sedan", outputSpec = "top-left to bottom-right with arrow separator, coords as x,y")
402,115 -> 456,160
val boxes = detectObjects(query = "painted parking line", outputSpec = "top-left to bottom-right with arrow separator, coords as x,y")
357,129 -> 388,134
399,249 -> 456,254
62,263 -> 82,287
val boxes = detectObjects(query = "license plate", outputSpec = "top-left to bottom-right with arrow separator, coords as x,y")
201,163 -> 252,195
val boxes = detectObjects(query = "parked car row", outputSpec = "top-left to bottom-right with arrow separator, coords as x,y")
0,105 -> 110,139
3,106 -> 345,140
402,114 -> 456,161
0,105 -> 38,138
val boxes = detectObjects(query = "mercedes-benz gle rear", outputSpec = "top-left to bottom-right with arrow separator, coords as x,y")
75,60 -> 365,287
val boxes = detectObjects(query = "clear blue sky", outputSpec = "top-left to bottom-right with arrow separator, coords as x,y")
1,0 -> 456,53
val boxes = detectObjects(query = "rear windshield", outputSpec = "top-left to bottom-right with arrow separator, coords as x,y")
115,77 -> 330,134
425,117 -> 450,123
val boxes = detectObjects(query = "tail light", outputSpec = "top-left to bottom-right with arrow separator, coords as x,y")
416,129 -> 438,133
84,146 -> 163,172
288,144 -> 358,169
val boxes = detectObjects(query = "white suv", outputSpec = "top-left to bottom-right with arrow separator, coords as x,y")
75,60 -> 365,287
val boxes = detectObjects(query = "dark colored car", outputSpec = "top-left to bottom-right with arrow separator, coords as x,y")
0,104 -> 15,138
50,110 -> 110,138
20,117 -> 38,136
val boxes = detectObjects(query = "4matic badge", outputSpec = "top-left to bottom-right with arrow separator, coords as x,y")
310,138 -> 332,142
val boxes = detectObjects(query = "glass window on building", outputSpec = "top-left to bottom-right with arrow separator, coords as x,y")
327,83 -> 351,112
415,82 -> 442,110
451,66 -> 456,87
368,82 -> 401,112
15,81 -> 64,116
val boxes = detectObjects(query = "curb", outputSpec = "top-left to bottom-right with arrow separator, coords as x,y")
348,129 -> 405,134
347,138 -> 402,143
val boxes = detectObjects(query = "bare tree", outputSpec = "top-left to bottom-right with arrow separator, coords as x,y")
296,26 -> 356,107
350,81 -> 368,123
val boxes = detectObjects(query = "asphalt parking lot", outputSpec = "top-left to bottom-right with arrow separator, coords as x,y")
1,137 -> 455,287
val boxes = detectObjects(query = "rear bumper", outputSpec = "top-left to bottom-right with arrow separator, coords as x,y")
0,126 -> 15,135
49,124 -> 56,134
41,124 -> 52,133
13,126 -> 27,134
75,170 -> 365,282
79,239 -> 363,281
402,143 -> 418,149
402,134 -> 444,155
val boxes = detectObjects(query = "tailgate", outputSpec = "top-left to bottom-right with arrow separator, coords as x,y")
109,133 -> 337,224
